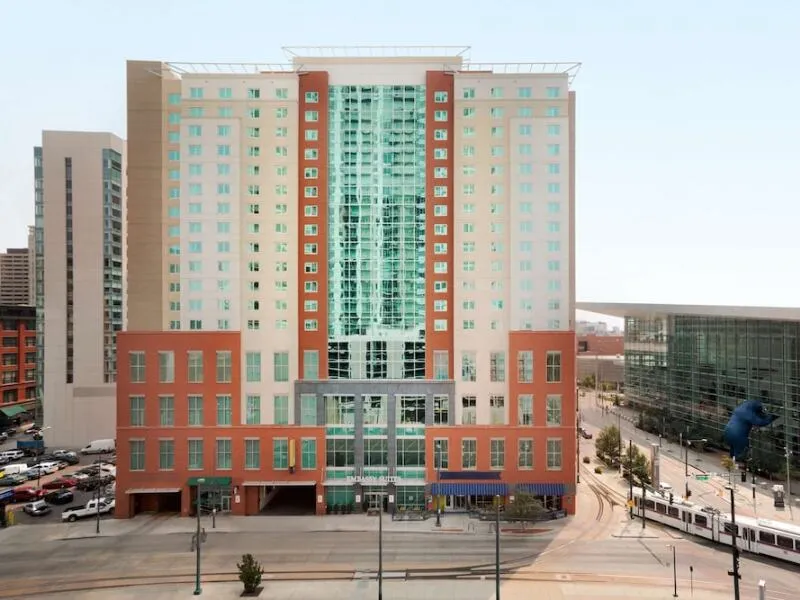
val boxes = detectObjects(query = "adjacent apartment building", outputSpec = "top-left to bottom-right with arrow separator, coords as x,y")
0,235 -> 34,306
117,47 -> 579,518
0,305 -> 36,417
35,131 -> 125,446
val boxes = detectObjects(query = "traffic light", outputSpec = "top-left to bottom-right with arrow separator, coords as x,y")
686,489 -> 692,498
669,492 -> 674,505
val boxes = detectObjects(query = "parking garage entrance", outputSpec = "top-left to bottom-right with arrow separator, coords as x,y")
257,483 -> 317,516
126,488 -> 182,516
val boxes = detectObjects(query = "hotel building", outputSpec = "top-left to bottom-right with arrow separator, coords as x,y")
118,47 -> 579,517
35,131 -> 125,445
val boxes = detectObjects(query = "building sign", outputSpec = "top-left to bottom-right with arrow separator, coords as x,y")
346,475 -> 398,485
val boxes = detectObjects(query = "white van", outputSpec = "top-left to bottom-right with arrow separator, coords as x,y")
2,463 -> 29,476
80,439 -> 116,455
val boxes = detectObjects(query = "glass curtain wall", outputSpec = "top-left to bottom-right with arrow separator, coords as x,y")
625,314 -> 800,475
327,85 -> 426,380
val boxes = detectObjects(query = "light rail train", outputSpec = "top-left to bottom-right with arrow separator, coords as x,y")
631,487 -> 800,566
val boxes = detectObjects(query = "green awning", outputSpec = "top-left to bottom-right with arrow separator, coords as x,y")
187,476 -> 232,487
0,405 -> 28,419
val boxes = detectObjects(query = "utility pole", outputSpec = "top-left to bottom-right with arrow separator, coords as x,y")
785,445 -> 792,502
727,487 -> 741,600
378,491 -> 383,600
495,495 -> 501,600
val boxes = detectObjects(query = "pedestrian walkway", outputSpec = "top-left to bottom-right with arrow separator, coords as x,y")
0,511 -> 563,545
25,577 -> 741,599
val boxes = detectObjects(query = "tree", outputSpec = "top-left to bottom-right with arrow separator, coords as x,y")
581,374 -> 596,389
505,492 -> 545,528
237,553 -> 264,595
621,444 -> 652,485
595,425 -> 621,465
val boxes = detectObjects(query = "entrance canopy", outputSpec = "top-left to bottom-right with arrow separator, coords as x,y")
0,405 -> 27,419
431,482 -> 508,496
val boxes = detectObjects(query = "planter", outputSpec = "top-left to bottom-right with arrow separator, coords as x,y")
240,586 -> 263,597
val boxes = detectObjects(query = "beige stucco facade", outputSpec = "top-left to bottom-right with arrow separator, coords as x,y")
39,131 -> 124,447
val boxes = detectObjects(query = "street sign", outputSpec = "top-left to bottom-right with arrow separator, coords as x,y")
694,475 -> 710,481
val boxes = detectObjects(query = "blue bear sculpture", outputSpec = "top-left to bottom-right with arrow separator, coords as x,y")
723,399 -> 778,460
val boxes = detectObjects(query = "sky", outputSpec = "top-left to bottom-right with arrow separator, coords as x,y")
1,0 -> 797,330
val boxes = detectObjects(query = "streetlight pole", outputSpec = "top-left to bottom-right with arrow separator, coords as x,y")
95,452 -> 104,535
785,445 -> 792,506
194,478 -> 205,596
726,486 -> 741,600
378,490 -> 383,600
667,544 -> 678,597
495,494 -> 500,600
628,440 -> 634,519
617,412 -> 622,472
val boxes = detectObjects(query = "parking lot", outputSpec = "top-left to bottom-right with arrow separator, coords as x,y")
2,425 -> 115,525
9,489 -> 115,525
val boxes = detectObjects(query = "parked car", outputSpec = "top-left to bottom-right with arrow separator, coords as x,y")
23,500 -> 51,517
0,474 -> 27,487
25,467 -> 45,480
42,477 -> 77,490
56,461 -> 69,470
61,498 -> 114,522
44,489 -> 74,505
579,427 -> 593,440
0,450 -> 25,462
77,474 -> 114,492
52,451 -> 79,466
13,487 -> 45,503
79,439 -> 115,455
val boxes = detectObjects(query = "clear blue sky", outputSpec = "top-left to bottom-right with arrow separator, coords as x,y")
1,0 -> 797,327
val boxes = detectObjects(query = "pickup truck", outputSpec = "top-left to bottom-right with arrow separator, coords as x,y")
61,497 -> 115,522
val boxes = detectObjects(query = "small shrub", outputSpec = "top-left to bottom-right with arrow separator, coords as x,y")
237,553 -> 264,594
582,456 -> 591,464
594,466 -> 603,474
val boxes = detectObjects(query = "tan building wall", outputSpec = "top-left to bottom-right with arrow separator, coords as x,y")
39,131 -> 124,447
0,247 -> 32,305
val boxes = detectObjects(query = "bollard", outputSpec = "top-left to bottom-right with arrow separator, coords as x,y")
757,580 -> 766,600
212,507 -> 217,529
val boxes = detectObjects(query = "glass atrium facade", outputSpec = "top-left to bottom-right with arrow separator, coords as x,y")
327,85 -> 427,380
626,314 -> 800,475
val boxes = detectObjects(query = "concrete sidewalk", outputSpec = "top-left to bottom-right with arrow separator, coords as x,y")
27,579 -> 741,599
0,511 -> 563,544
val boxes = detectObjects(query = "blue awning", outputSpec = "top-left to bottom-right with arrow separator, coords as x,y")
516,483 -> 566,496
431,482 -> 508,496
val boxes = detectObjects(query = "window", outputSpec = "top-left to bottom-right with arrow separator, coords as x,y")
273,395 -> 290,425
246,351 -> 261,382
159,440 -> 175,470
216,394 -> 232,425
188,439 -> 203,470
188,395 -> 203,426
434,91 -> 448,103
158,395 -> 174,426
517,351 -> 533,383
303,350 -> 319,380
546,395 -> 562,425
129,351 -> 145,383
397,439 -> 424,467
546,86 -> 561,98
304,110 -> 319,122
273,352 -> 289,382
517,86 -> 532,98
433,350 -> 449,380
462,439 -> 477,469
300,394 -> 317,425
490,352 -> 505,382
301,439 -> 317,469
546,106 -> 560,117
434,110 -> 448,121
490,439 -> 505,469
157,351 -> 174,383
461,351 -> 476,382
129,440 -> 145,471
129,395 -> 144,427
433,439 -> 449,469
546,351 -> 562,382
245,439 -> 260,469
216,351 -> 232,383
546,439 -> 562,470
490,395 -> 505,425
433,395 -> 449,425
216,439 -> 232,469
273,439 -> 289,469
518,439 -> 533,469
